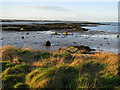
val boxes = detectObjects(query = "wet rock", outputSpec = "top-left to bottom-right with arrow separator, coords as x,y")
74,45 -> 92,51
104,38 -> 108,39
21,36 -> 24,39
54,32 -> 57,35
46,41 -> 51,46
66,45 -> 95,53
91,39 -> 94,41
26,32 -> 29,35
117,34 -> 119,38
73,42 -> 77,44
63,32 -> 68,35
34,42 -> 37,44
1,38 -> 3,40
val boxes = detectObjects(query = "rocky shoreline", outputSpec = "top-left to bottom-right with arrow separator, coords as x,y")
1,20 -> 109,32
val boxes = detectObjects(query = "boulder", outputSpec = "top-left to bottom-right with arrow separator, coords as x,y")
117,34 -> 119,38
46,41 -> 51,46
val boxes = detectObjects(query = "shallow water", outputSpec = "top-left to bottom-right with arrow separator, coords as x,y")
1,30 -> 118,53
83,22 -> 118,33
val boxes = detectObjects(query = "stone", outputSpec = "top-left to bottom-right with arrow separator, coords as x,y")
46,41 -> 51,46
117,35 -> 119,38
21,36 -> 24,39
63,32 -> 68,35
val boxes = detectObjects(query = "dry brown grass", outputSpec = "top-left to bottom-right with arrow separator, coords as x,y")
1,45 -> 119,88
1,45 -> 17,61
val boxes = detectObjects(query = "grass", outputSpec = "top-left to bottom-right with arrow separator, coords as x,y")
0,45 -> 119,89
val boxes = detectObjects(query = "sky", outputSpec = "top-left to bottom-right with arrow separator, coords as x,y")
1,1 -> 118,22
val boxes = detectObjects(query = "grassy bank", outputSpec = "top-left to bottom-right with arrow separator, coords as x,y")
0,45 -> 119,89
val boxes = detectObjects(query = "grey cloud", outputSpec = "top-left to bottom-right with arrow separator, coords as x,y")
28,5 -> 69,11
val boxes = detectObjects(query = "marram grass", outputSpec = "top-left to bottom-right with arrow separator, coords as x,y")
0,45 -> 119,89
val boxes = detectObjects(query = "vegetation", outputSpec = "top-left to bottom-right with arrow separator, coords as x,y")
0,45 -> 119,89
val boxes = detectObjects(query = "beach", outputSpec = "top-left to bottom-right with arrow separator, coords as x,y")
1,21 -> 119,53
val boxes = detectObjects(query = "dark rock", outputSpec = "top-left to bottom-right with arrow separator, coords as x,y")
54,32 -> 57,35
74,45 -> 92,51
66,45 -> 95,54
104,38 -> 108,39
26,32 -> 29,35
21,36 -> 24,39
73,42 -> 77,44
34,42 -> 37,44
46,41 -> 51,46
117,35 -> 119,38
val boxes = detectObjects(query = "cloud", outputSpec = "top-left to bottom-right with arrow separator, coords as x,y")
28,5 -> 69,11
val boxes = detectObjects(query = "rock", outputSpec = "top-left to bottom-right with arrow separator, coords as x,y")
104,38 -> 108,39
73,42 -> 77,44
66,45 -> 95,53
46,41 -> 51,46
63,32 -> 68,35
74,45 -> 91,51
54,32 -> 57,35
117,34 -> 119,38
20,28 -> 24,30
21,36 -> 24,39
26,33 -> 29,35
1,38 -> 3,40
34,42 -> 37,44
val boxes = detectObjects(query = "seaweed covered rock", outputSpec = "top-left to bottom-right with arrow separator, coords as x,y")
66,45 -> 95,53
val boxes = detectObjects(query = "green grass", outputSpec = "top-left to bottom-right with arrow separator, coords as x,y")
14,83 -> 29,89
1,45 -> 119,89
2,74 -> 25,89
